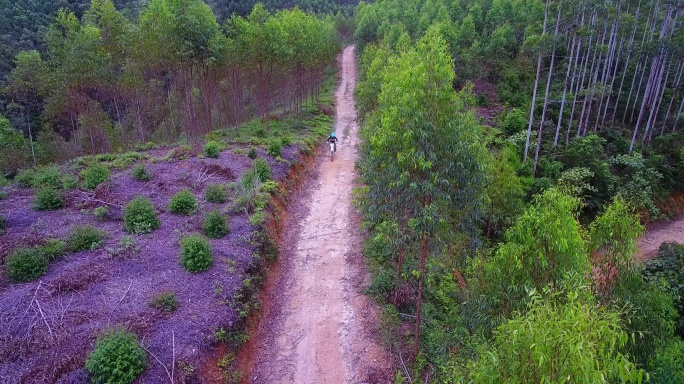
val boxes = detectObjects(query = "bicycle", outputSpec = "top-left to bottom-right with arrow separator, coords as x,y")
329,141 -> 336,161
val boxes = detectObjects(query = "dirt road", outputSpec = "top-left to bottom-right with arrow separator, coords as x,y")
244,46 -> 390,383
637,211 -> 684,260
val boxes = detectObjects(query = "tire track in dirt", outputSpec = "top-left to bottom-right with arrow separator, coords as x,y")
244,46 -> 391,383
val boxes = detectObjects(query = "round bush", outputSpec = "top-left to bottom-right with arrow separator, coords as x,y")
86,328 -> 147,384
169,189 -> 198,215
15,169 -> 35,188
204,141 -> 222,158
93,206 -> 109,221
33,165 -> 62,189
123,196 -> 160,234
66,225 -> 106,252
40,239 -> 67,261
203,210 -> 229,238
149,291 -> 179,313
81,163 -> 110,190
179,234 -> 213,272
253,158 -> 271,182
33,187 -> 64,211
205,183 -> 228,203
5,247 -> 48,283
131,164 -> 152,181
247,147 -> 258,159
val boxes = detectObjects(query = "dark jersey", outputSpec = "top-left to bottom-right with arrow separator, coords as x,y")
327,136 -> 338,143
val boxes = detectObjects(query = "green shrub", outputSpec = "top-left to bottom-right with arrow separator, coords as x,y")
33,165 -> 62,188
86,327 -> 147,384
248,211 -> 265,226
644,242 -> 684,331
204,141 -> 222,158
247,147 -> 258,159
106,236 -> 139,257
0,215 -> 5,231
61,174 -> 79,189
234,169 -> 263,213
33,187 -> 64,211
5,247 -> 48,282
149,291 -> 179,313
179,234 -> 213,272
281,135 -> 292,146
267,140 -> 281,157
131,164 -> 152,181
93,206 -> 109,221
169,189 -> 198,215
66,225 -> 106,252
81,163 -> 110,190
261,180 -> 278,195
253,158 -> 271,182
203,210 -> 229,238
0,176 -> 8,186
40,239 -> 67,261
123,196 -> 160,234
0,190 -> 7,200
15,169 -> 35,188
648,338 -> 684,384
205,183 -> 228,203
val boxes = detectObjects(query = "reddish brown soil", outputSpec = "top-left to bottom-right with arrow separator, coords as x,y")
240,46 -> 392,383
0,143 -> 300,382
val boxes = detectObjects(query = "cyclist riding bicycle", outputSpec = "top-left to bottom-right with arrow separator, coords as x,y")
327,132 -> 338,152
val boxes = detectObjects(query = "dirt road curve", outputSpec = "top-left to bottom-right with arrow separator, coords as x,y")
245,46 -> 390,383
637,211 -> 684,260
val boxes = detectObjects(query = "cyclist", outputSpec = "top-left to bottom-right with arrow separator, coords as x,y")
326,132 -> 338,152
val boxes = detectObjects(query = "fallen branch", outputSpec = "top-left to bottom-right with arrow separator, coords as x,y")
141,334 -> 174,383
111,281 -> 133,313
399,351 -> 412,383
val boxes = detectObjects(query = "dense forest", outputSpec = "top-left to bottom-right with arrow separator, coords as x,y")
355,0 -> 684,381
0,0 -> 355,83
0,0 -> 345,175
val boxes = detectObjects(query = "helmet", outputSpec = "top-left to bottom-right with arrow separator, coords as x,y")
331,133 -> 335,137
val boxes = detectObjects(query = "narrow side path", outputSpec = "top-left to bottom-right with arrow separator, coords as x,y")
245,45 -> 390,383
637,210 -> 684,260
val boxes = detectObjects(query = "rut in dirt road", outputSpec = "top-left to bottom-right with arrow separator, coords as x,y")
246,46 -> 390,383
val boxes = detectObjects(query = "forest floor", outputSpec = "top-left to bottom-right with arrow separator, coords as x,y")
240,46 -> 392,383
637,209 -> 684,260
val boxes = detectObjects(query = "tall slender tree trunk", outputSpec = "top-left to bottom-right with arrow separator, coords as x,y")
524,0 -> 550,162
661,62 -> 684,134
554,21 -> 580,148
413,233 -> 428,357
611,3 -> 640,124
534,3 -> 562,174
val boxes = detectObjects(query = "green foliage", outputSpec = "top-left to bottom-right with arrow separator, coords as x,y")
247,147 -> 258,159
33,165 -> 62,188
610,153 -> 663,217
106,236 -> 139,257
85,327 -> 147,384
149,291 -> 179,313
66,224 -> 106,252
123,196 -> 160,234
61,173 -> 79,189
253,158 -> 271,182
648,339 -> 684,384
131,163 -> 152,181
93,206 -> 109,221
40,239 -> 67,261
168,189 -> 198,215
248,211 -> 266,226
33,187 -> 64,211
0,190 -> 6,200
4,247 -> 48,283
267,139 -> 282,157
203,210 -> 229,238
500,108 -> 527,136
643,242 -> 684,331
81,163 -> 111,190
205,183 -> 228,203
261,180 -> 278,194
204,141 -> 223,158
179,234 -> 213,273
611,271 -> 677,367
366,268 -> 397,296
234,168 -> 263,213
15,169 -> 35,188
0,215 -> 5,231
0,116 -> 30,176
465,291 -> 645,383
485,145 -> 528,237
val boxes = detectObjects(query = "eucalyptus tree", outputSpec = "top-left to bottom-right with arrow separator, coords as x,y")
362,29 -> 488,355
